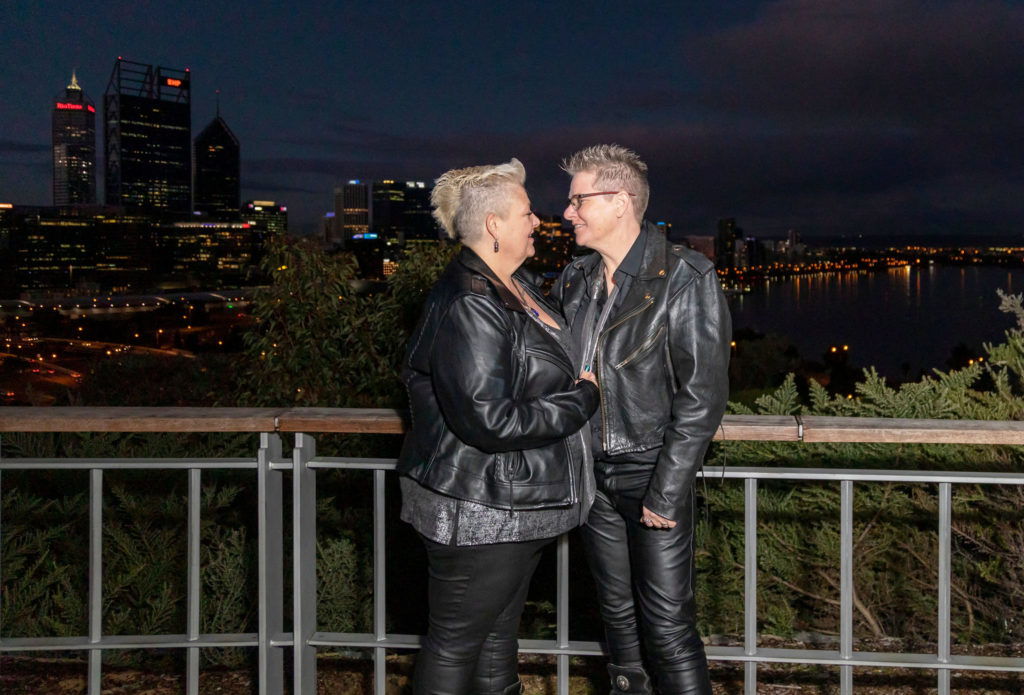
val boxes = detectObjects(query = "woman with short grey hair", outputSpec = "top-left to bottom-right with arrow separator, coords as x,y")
398,158 -> 597,695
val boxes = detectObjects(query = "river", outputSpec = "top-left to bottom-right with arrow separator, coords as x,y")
727,264 -> 1024,379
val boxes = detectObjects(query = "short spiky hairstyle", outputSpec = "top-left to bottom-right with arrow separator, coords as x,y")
430,158 -> 526,242
561,144 -> 649,223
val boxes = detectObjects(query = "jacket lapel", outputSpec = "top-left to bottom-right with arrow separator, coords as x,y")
458,247 -> 522,312
562,254 -> 600,326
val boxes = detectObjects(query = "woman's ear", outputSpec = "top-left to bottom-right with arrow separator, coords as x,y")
614,191 -> 629,219
485,212 -> 500,238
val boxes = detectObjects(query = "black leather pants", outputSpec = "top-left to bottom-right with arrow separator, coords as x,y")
581,476 -> 711,695
413,535 -> 547,695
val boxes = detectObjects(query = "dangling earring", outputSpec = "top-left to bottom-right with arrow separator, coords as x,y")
493,239 -> 499,253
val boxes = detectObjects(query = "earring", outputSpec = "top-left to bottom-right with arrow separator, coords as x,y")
493,239 -> 499,253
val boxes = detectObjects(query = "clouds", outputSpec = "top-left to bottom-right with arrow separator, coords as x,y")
691,0 -> 1024,123
0,140 -> 49,155
612,0 -> 1024,235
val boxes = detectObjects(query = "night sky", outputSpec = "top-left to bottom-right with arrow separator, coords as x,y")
2,0 -> 1023,238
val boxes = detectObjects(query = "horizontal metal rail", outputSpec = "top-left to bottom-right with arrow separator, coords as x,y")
3,408 -> 1024,695
1,408 -> 1023,444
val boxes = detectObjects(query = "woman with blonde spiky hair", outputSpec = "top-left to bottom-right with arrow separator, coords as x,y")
397,158 -> 598,695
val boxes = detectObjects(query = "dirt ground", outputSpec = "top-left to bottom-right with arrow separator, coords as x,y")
3,644 -> 1023,694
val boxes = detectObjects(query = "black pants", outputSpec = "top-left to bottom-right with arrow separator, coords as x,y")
413,534 -> 548,695
581,474 -> 711,695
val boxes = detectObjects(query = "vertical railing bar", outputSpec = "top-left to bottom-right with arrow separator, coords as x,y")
0,451 -> 4,646
374,468 -> 387,695
88,468 -> 103,695
743,477 -> 757,695
840,480 -> 853,695
557,532 -> 570,695
293,433 -> 317,695
258,433 -> 285,695
938,483 -> 952,695
186,467 -> 201,695
0,448 -> 4,681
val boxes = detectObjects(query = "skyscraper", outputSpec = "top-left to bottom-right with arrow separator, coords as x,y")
370,179 -> 437,242
332,181 -> 370,247
52,71 -> 97,206
194,109 -> 240,216
717,218 -> 740,270
243,200 -> 288,235
104,58 -> 191,213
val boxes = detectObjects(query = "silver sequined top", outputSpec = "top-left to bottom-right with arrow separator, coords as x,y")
400,475 -> 582,545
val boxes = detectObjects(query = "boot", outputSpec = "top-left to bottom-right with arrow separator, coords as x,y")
608,664 -> 652,695
651,663 -> 712,695
500,680 -> 524,695
476,679 -> 523,695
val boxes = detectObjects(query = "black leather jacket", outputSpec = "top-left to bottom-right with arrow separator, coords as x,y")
397,247 -> 600,511
553,223 -> 731,519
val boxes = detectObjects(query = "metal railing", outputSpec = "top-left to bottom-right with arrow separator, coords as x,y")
2,408 -> 1024,695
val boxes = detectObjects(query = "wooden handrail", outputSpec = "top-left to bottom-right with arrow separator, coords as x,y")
2,407 -> 1024,444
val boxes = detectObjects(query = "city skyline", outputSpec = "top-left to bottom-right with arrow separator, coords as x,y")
2,0 -> 1023,237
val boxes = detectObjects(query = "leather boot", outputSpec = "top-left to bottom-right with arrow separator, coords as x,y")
499,680 -> 524,695
652,663 -> 712,695
608,664 -> 652,694
477,679 -> 523,695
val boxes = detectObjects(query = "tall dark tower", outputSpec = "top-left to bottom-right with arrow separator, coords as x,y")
716,218 -> 739,270
193,101 -> 240,216
335,181 -> 370,246
52,71 -> 97,206
104,57 -> 192,213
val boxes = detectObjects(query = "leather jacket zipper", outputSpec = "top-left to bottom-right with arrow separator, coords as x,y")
598,296 -> 655,451
567,435 -> 578,505
614,326 -> 665,369
602,296 -> 654,335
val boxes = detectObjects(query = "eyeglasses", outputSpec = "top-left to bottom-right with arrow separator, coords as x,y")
567,191 -> 636,211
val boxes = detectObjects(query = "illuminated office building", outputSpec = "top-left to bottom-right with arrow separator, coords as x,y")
194,111 -> 240,216
243,200 -> 288,235
332,181 -> 370,247
52,71 -> 97,206
371,180 -> 405,241
400,180 -> 437,241
5,207 -> 154,295
371,180 -> 437,242
331,179 -> 437,247
104,58 -> 192,213
158,219 -> 263,287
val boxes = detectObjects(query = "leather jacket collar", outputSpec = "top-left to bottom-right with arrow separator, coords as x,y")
576,221 -> 670,316
456,246 -> 533,316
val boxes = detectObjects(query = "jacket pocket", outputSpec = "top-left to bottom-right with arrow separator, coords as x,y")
614,326 -> 665,369
493,451 -> 524,482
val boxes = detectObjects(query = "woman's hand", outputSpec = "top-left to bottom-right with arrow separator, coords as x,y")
640,506 -> 676,529
577,368 -> 597,386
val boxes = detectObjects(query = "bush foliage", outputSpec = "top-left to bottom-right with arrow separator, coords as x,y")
698,289 -> 1024,644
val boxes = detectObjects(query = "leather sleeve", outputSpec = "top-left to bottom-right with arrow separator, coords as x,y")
643,269 -> 732,519
431,294 -> 600,454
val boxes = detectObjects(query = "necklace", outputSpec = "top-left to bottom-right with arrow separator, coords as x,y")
512,279 -> 540,318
